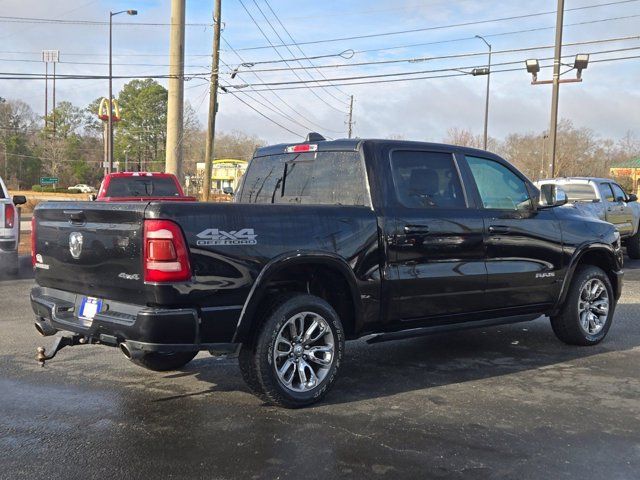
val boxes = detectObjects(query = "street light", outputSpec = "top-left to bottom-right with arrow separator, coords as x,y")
574,53 -> 589,79
525,59 -> 540,82
475,35 -> 491,151
108,9 -> 138,174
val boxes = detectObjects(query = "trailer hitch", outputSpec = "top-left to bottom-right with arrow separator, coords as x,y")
36,334 -> 89,367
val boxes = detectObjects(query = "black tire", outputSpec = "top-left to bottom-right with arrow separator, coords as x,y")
247,293 -> 344,408
238,343 -> 266,399
550,265 -> 615,346
626,229 -> 640,259
130,350 -> 198,372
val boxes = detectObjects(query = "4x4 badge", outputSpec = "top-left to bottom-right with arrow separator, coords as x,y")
196,228 -> 257,246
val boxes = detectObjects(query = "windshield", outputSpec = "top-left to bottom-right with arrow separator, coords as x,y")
105,177 -> 180,197
237,151 -> 370,206
560,183 -> 598,201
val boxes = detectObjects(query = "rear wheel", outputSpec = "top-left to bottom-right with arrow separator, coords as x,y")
244,294 -> 344,408
129,350 -> 198,372
626,230 -> 640,259
550,265 -> 615,346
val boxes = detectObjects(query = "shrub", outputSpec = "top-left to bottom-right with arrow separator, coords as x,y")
32,185 -> 42,192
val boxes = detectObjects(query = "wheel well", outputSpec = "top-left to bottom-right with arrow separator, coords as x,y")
576,249 -> 619,297
250,263 -> 357,338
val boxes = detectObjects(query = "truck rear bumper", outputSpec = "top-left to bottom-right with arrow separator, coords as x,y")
30,286 -> 238,354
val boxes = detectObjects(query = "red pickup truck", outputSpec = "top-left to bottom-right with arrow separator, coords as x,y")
96,172 -> 196,202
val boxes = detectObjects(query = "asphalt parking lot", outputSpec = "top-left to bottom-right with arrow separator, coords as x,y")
1,256 -> 639,479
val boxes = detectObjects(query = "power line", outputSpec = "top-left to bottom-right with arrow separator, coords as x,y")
230,52 -> 640,92
261,0 -> 351,99
222,39 -> 345,134
233,0 -> 640,51
0,15 -> 211,27
229,34 -> 640,74
221,86 -> 304,137
236,0 -> 348,113
354,13 -> 640,55
227,46 -> 640,88
221,59 -> 338,136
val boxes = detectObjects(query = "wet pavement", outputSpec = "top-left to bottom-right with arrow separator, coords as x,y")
1,256 -> 639,479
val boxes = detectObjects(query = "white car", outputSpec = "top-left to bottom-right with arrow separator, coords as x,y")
68,184 -> 96,193
0,176 -> 26,275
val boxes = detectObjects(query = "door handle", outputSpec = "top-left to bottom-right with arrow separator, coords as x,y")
404,224 -> 430,234
488,225 -> 510,234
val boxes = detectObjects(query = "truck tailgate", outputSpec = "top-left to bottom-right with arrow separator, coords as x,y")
33,201 -> 147,303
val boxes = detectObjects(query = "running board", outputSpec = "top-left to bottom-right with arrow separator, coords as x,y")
365,314 -> 540,344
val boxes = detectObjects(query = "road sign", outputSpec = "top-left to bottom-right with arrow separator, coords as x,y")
40,177 -> 59,185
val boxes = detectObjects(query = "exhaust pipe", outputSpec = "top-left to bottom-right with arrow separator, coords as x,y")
119,342 -> 143,360
34,319 -> 57,337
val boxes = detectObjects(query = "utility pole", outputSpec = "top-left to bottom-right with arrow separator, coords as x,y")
202,0 -> 222,202
165,0 -> 186,181
44,62 -> 48,132
548,0 -> 565,177
347,95 -> 354,138
52,61 -> 56,136
475,35 -> 491,151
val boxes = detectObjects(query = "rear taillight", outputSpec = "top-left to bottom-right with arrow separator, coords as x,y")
143,219 -> 191,283
31,216 -> 36,267
4,204 -> 15,229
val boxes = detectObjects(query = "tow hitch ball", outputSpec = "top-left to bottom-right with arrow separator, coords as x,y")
36,334 -> 88,367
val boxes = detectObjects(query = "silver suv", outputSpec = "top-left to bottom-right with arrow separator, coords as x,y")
0,177 -> 26,275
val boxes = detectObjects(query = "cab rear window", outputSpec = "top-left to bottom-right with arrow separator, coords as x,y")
106,177 -> 180,197
237,151 -> 370,206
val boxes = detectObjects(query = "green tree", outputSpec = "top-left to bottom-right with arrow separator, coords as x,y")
115,79 -> 168,171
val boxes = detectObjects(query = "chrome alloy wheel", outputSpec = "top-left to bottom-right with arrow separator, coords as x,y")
578,278 -> 609,335
273,312 -> 335,393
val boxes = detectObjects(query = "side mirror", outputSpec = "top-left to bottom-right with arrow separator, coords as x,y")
222,186 -> 234,196
89,194 -> 97,201
628,193 -> 638,202
539,184 -> 568,208
12,195 -> 27,206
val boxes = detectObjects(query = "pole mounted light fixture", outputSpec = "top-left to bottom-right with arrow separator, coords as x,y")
471,67 -> 490,76
573,53 -> 589,79
108,8 -> 139,174
525,59 -> 541,82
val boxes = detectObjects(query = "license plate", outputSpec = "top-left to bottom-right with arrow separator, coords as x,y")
79,297 -> 102,320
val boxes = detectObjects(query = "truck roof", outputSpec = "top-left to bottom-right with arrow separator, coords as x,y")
254,137 -> 496,158
538,177 -> 614,184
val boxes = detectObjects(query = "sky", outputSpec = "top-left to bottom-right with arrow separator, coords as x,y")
0,0 -> 639,145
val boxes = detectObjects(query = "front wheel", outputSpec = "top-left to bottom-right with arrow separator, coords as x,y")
247,294 -> 345,408
550,265 -> 615,346
129,350 -> 198,371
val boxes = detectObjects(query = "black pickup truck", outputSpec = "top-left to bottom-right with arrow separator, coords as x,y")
31,135 -> 624,407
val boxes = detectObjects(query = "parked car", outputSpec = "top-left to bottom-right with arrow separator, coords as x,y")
31,135 -> 623,407
67,184 -> 96,193
0,176 -> 26,275
95,172 -> 196,202
536,177 -> 640,258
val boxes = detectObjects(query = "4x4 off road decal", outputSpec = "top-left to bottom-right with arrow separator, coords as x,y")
196,228 -> 258,246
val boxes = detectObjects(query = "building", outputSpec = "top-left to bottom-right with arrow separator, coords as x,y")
609,158 -> 640,194
196,159 -> 248,194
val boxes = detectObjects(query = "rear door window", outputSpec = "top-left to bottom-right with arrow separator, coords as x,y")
390,150 -> 466,208
106,177 -> 180,197
560,183 -> 597,201
237,151 -> 370,206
